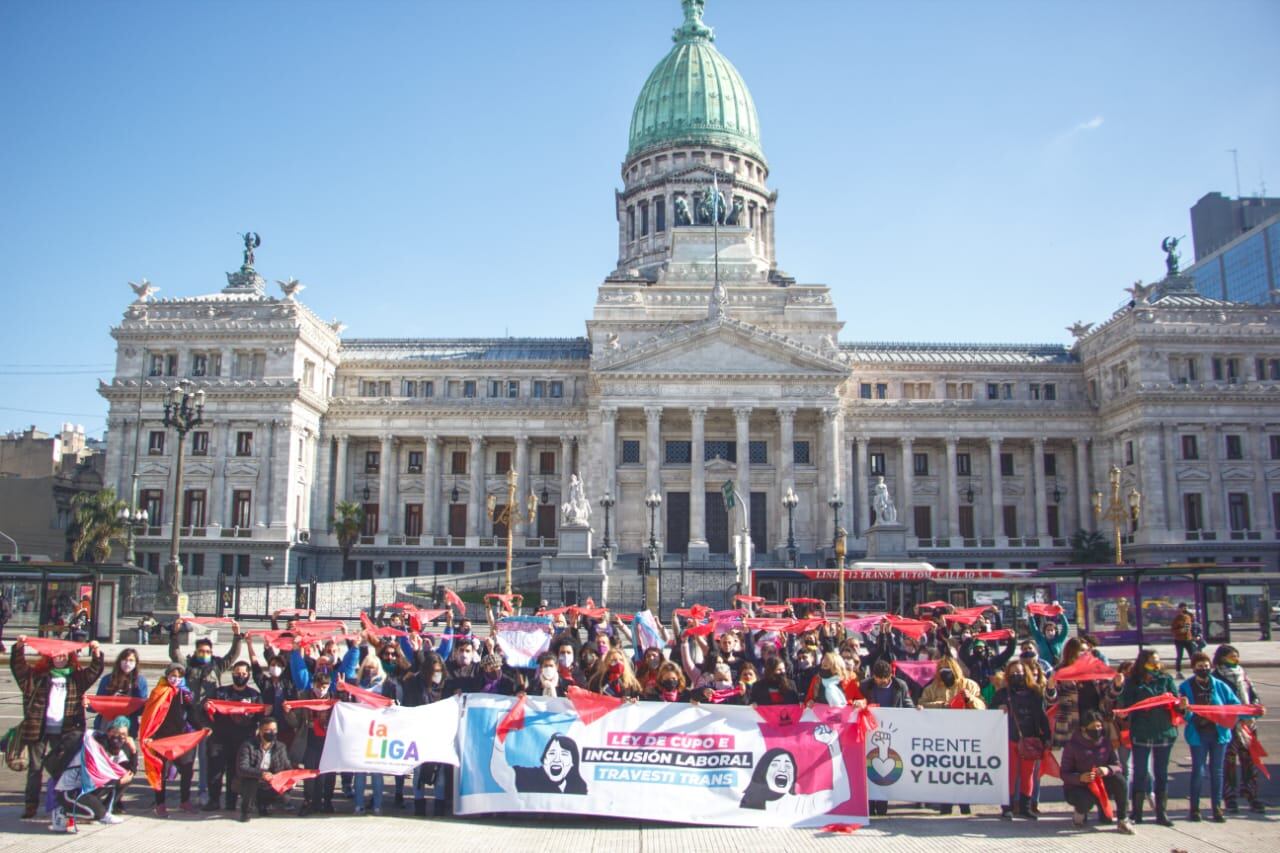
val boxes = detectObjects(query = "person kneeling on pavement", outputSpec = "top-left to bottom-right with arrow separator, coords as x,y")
235,717 -> 292,822
49,716 -> 137,830
1060,710 -> 1134,834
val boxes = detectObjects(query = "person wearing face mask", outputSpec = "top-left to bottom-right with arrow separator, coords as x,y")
803,652 -> 867,708
285,675 -> 336,816
792,647 -> 820,696
1117,649 -> 1184,826
49,716 -> 138,830
992,660 -> 1050,820
959,634 -> 1016,689
1051,637 -> 1118,749
1061,711 -> 1133,833
10,637 -> 105,820
443,639 -> 482,694
920,657 -> 985,709
139,662 -> 199,816
736,662 -> 758,703
248,638 -> 298,747
478,654 -> 522,695
235,717 -> 292,822
1212,645 -> 1267,814
578,642 -> 601,681
751,658 -> 800,706
406,652 -> 453,817
553,639 -> 585,687
204,662 -> 262,812
1029,607 -> 1069,665
1178,651 -> 1242,822
1018,639 -> 1054,678
169,616 -> 243,806
838,640 -> 865,681
94,647 -> 148,736
587,650 -> 642,699
533,652 -> 569,698
634,646 -> 667,692
643,661 -> 692,703
862,659 -> 913,817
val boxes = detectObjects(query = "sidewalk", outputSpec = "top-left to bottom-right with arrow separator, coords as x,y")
1,801 -> 1275,853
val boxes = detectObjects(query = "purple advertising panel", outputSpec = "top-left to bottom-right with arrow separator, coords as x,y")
1084,581 -> 1138,643
1135,581 -> 1198,642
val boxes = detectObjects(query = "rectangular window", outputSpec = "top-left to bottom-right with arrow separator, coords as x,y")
1227,492 -> 1250,531
463,380 -> 477,398
913,452 -> 929,476
1002,383 -> 1014,400
956,452 -> 971,476
1124,441 -> 1134,466
422,380 -> 434,397
191,431 -> 209,456
495,451 -> 512,475
507,380 -> 519,398
1271,435 -> 1280,460
748,440 -> 768,464
987,383 -> 999,400
870,452 -> 886,476
148,431 -> 165,455
1183,493 -> 1203,531
191,354 -> 208,377
233,431 -> 252,456
183,489 -> 206,528
184,553 -> 204,576
539,451 -> 557,474
1226,357 -> 1240,383
1225,434 -> 1244,460
913,506 -> 932,538
1043,383 -> 1056,400
1212,357 -> 1224,381
536,504 -> 557,540
140,489 -> 163,525
403,380 -> 418,397
362,504 -> 379,537
665,440 -> 692,464
404,504 -> 423,537
1002,505 -> 1019,537
859,383 -> 872,399
1273,492 -> 1280,531
303,360 -> 315,389
621,440 -> 641,465
1182,434 -> 1199,460
407,450 -> 423,473
793,441 -> 811,465
705,440 -> 736,462
365,450 -> 380,473
627,206 -> 635,241
640,201 -> 649,237
549,380 -> 564,398
655,197 -> 666,232
448,505 -> 467,539
451,451 -> 467,475
488,379 -> 501,398
1043,452 -> 1057,476
1046,504 -> 1061,539
875,383 -> 888,399
1029,383 -> 1041,400
532,381 -> 545,398
1000,452 -> 1014,477
958,505 -> 975,539
231,490 -> 252,528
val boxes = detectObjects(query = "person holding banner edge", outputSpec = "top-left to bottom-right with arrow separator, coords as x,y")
991,659 -> 1050,820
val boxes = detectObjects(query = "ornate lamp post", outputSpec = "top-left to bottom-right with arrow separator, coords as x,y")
487,469 -> 537,596
599,494 -> 615,555
1092,466 -> 1141,565
117,505 -> 149,566
827,491 -> 843,551
160,380 -> 204,614
643,489 -> 662,611
834,525 -> 848,621
782,487 -> 799,567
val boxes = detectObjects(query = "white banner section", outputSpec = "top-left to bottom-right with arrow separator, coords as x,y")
456,694 -> 869,828
318,696 -> 461,774
865,708 -> 1009,805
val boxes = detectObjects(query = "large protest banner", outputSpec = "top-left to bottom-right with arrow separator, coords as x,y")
865,708 -> 1008,805
318,697 -> 462,774
456,695 -> 869,828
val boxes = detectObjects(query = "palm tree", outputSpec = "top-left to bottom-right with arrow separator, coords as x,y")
333,500 -> 365,574
71,488 -> 129,563
1069,528 -> 1112,564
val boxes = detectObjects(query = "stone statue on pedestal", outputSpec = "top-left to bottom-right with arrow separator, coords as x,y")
561,474 -> 592,526
1161,236 -> 1181,277
674,196 -> 693,226
872,476 -> 898,525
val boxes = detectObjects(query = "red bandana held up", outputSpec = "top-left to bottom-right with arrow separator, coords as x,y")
443,587 -> 466,615
205,700 -> 269,717
268,768 -> 318,794
283,698 -> 337,712
566,686 -> 621,725
145,728 -> 210,762
19,637 -> 89,657
336,676 -> 394,708
1051,655 -> 1117,683
1026,602 -> 1064,617
893,660 -> 937,687
1184,703 -> 1264,730
86,695 -> 146,716
974,628 -> 1013,642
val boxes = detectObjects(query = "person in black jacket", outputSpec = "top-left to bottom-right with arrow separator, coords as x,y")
750,658 -> 800,706
170,617 -> 243,805
960,635 -> 1016,688
860,659 -> 914,818
235,717 -> 293,822
992,659 -> 1051,821
204,660 -> 262,812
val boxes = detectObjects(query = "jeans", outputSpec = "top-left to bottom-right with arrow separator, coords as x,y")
1189,740 -> 1227,809
353,773 -> 384,811
1130,743 -> 1172,800
196,739 -> 209,799
1174,640 -> 1198,673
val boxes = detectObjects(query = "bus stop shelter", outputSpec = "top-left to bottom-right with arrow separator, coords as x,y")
0,561 -> 148,644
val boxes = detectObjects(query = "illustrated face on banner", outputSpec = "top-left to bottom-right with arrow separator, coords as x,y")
764,750 -> 796,794
542,736 -> 575,785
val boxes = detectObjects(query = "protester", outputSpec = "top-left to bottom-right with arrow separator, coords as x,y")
960,635 -> 1015,688
919,657 -> 984,710
140,662 -> 199,816
804,652 -> 866,708
1060,711 -> 1133,833
93,647 -> 148,735
49,716 -> 137,830
248,639 -> 298,746
992,659 -> 1049,820
204,660 -> 263,812
1171,604 -> 1196,677
170,616 -> 242,805
1213,644 -> 1268,814
587,647 -> 642,699
644,661 -> 693,703
235,716 -> 293,822
1028,605 -> 1069,664
1179,651 -> 1241,822
1051,637 -> 1117,748
1117,649 -> 1184,826
532,652 -> 570,698
862,659 -> 913,817
9,636 -> 105,819
286,673 -> 335,815
750,657 -> 800,706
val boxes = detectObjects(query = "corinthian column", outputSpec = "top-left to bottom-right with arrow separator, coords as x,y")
467,435 -> 485,539
688,406 -> 708,556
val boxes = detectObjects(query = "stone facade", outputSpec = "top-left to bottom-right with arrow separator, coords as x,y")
96,4 -> 1280,586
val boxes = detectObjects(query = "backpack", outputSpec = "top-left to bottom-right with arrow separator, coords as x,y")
2,725 -> 28,773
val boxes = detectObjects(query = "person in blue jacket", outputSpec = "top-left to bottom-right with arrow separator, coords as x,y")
1178,651 -> 1241,823
1028,607 -> 1069,665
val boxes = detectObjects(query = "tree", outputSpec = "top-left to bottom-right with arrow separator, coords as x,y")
1069,528 -> 1112,564
333,501 -> 365,572
71,488 -> 129,564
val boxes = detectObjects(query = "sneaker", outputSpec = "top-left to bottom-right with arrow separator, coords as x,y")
100,813 -> 125,825
49,809 -> 67,832
1072,812 -> 1086,828
1117,819 -> 1134,835
353,807 -> 365,816
154,804 -> 169,818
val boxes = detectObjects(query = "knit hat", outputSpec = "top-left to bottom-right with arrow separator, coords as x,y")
165,662 -> 185,677
482,654 -> 503,670
107,716 -> 131,731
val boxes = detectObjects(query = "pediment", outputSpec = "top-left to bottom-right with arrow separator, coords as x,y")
595,317 -> 847,378
184,462 -> 215,478
226,461 -> 259,477
139,461 -> 169,477
1220,466 -> 1255,482
1175,468 -> 1211,483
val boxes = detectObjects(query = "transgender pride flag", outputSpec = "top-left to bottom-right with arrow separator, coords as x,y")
81,732 -> 128,795
633,610 -> 664,653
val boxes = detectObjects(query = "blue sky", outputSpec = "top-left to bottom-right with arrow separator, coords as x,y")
2,0 -> 1277,438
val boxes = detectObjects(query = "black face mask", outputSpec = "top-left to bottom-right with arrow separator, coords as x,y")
939,670 -> 956,686
232,674 -> 250,687
1085,726 -> 1104,740
659,680 -> 678,691
261,731 -> 277,743
1009,674 -> 1026,688
1194,668 -> 1211,680
107,737 -> 125,751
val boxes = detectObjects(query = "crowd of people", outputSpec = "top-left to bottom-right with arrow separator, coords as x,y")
5,596 -> 1269,836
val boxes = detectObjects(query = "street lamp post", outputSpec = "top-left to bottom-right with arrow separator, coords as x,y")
116,505 -> 149,566
160,380 -> 204,615
644,490 -> 662,611
1092,465 -> 1141,565
834,525 -> 848,621
827,492 -> 843,555
599,494 -> 615,555
487,469 -> 537,596
370,561 -> 384,616
782,487 -> 799,567
257,555 -> 274,618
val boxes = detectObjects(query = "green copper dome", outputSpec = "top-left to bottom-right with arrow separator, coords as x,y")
627,1 -> 764,164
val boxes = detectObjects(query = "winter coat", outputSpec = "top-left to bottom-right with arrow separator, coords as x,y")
11,643 -> 104,743
919,675 -> 986,709
859,677 -> 914,709
1178,675 -> 1241,747
236,738 -> 293,782
992,686 -> 1050,742
1118,670 -> 1179,747
1059,730 -> 1123,792
1051,667 -> 1119,747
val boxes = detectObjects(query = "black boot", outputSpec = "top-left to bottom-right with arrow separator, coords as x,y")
1154,795 -> 1173,827
1189,805 -> 1202,822
1210,805 -> 1225,823
1018,795 -> 1037,820
1131,794 -> 1143,824
414,800 -> 427,818
1000,805 -> 1013,820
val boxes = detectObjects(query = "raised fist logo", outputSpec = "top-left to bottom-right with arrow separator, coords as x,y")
865,728 -> 903,786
